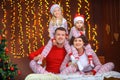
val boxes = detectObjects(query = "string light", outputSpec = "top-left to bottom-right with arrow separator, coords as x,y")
44,0 -> 49,17
38,0 -> 44,46
30,0 -> 38,52
17,1 -> 24,58
82,0 -> 91,40
0,0 -> 99,58
84,0 -> 98,52
91,24 -> 99,52
65,0 -> 72,29
52,0 -> 57,4
25,0 -> 32,55
44,0 -> 50,32
10,0 -> 16,57
77,0 -> 82,13
84,0 -> 90,22
87,21 -> 91,40
1,0 -> 7,35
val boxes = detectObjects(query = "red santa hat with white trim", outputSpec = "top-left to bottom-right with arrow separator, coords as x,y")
74,14 -> 84,24
50,4 -> 61,15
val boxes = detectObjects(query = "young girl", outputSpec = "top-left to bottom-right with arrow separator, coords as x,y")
69,14 -> 85,40
37,4 -> 71,64
69,14 -> 93,65
61,35 -> 114,75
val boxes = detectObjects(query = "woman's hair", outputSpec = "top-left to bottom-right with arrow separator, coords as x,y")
69,35 -> 89,46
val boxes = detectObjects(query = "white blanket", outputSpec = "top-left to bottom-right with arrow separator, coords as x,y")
25,71 -> 120,80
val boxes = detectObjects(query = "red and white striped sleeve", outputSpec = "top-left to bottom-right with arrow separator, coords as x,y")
41,39 -> 53,57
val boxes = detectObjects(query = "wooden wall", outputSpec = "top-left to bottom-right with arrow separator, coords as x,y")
90,0 -> 120,71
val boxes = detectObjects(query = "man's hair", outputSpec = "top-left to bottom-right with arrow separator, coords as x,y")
54,27 -> 66,34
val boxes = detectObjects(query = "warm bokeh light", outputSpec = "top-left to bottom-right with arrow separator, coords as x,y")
0,0 -> 98,58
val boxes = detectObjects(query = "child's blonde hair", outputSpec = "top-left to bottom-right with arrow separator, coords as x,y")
50,15 -> 63,26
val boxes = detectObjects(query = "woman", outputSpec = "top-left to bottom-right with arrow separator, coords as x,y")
61,35 -> 114,75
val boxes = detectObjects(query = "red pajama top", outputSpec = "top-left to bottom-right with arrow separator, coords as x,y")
29,45 -> 66,74
46,46 -> 66,73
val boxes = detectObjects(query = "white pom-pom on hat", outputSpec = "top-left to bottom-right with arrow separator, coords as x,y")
74,14 -> 84,24
50,4 -> 61,15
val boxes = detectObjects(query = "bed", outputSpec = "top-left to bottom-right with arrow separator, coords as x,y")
25,71 -> 120,80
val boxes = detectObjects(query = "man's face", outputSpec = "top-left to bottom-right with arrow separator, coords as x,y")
54,30 -> 66,44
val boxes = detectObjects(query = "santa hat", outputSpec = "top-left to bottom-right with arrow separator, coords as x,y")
74,14 -> 84,24
50,4 -> 61,15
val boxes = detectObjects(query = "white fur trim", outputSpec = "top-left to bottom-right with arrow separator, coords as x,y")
74,16 -> 84,24
50,4 -> 61,15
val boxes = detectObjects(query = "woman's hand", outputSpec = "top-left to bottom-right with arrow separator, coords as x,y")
68,62 -> 72,66
68,62 -> 78,68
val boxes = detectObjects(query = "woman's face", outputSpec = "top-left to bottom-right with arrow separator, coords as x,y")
75,20 -> 84,30
53,7 -> 62,18
73,37 -> 84,49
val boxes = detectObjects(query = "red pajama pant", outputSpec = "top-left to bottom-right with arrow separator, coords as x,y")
61,62 -> 114,75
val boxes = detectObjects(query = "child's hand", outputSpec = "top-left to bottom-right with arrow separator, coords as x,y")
34,56 -> 40,61
34,54 -> 43,61
52,39 -> 57,45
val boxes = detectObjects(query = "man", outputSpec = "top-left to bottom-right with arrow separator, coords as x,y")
29,27 -> 70,74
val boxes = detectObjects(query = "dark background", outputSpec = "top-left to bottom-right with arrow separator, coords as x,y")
0,0 -> 120,80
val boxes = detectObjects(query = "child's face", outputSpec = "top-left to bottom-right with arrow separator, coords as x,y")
53,7 -> 62,18
75,20 -> 84,30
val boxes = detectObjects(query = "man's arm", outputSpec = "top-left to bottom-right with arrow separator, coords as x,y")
29,46 -> 44,60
